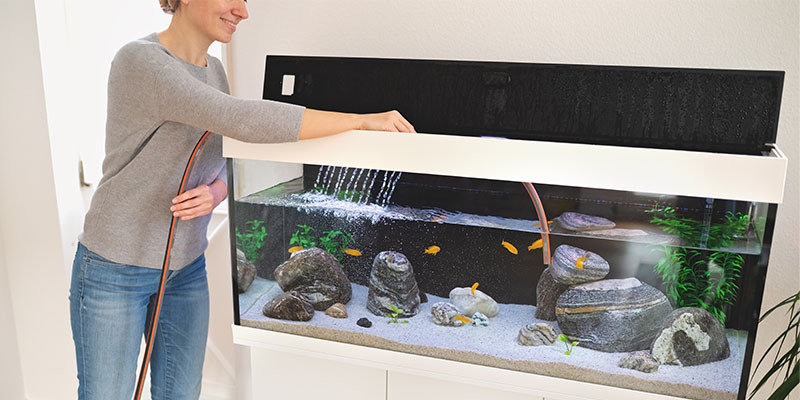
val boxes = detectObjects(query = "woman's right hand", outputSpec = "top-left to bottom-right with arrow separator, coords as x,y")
359,110 -> 416,133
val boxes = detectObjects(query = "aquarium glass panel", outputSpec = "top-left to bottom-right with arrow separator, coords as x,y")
231,159 -> 776,400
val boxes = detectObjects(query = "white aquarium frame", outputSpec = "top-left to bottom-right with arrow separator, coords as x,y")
225,132 -> 788,399
224,130 -> 787,204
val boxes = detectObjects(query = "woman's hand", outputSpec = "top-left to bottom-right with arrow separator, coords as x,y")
170,179 -> 227,221
359,110 -> 416,133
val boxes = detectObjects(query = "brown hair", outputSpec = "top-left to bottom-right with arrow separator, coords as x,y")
159,0 -> 179,14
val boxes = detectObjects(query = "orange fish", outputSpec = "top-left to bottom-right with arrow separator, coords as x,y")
288,246 -> 304,253
528,239 -> 543,251
454,315 -> 471,324
576,252 -> 590,269
432,216 -> 446,222
501,240 -> 518,255
534,220 -> 553,226
424,245 -> 441,255
471,282 -> 479,296
343,248 -> 362,256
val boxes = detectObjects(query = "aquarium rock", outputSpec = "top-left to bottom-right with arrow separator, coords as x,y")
273,247 -> 352,311
419,291 -> 428,303
556,278 -> 672,353
471,312 -> 489,327
431,302 -> 465,327
550,245 -> 609,286
535,267 -> 569,321
325,303 -> 348,319
618,351 -> 660,373
367,251 -> 421,318
518,323 -> 557,346
651,307 -> 730,367
449,287 -> 499,318
236,248 -> 257,293
555,212 -> 616,231
262,291 -> 315,321
357,317 -> 372,328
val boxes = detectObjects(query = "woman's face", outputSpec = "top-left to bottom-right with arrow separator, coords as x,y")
182,0 -> 248,44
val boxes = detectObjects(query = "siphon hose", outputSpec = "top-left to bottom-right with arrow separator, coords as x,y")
133,130 -> 211,400
522,182 -> 551,265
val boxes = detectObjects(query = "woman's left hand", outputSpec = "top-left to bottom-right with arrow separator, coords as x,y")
170,179 -> 227,221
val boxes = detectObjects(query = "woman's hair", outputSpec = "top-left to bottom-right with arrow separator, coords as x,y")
159,0 -> 179,14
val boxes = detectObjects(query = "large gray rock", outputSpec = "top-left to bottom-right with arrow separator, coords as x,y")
550,245 -> 609,286
556,212 -> 616,231
556,278 -> 673,353
273,247 -> 351,311
449,287 -> 499,318
236,248 -> 257,293
651,307 -> 730,366
535,267 -> 569,321
367,251 -> 420,318
262,291 -> 314,321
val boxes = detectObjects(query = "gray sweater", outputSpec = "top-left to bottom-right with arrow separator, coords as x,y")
80,32 -> 305,270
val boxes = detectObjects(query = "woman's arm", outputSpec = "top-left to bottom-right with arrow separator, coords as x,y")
170,179 -> 227,221
298,109 -> 415,140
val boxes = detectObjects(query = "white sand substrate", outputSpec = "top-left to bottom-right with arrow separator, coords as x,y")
240,278 -> 746,400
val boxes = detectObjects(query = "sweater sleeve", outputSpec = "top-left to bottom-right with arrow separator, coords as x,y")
152,61 -> 305,144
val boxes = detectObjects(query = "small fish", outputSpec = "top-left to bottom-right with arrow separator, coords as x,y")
424,245 -> 441,255
528,238 -> 543,251
288,246 -> 304,253
343,248 -> 362,256
576,252 -> 590,269
454,315 -> 471,324
432,216 -> 446,222
471,282 -> 479,296
534,220 -> 553,226
501,240 -> 518,255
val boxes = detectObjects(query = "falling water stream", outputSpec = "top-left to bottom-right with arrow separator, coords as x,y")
313,166 -> 403,207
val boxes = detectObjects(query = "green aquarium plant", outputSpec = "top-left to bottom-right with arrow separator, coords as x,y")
748,290 -> 799,400
290,224 -> 317,249
235,220 -> 267,262
319,229 -> 355,263
557,334 -> 578,355
385,305 -> 409,324
648,206 -> 748,325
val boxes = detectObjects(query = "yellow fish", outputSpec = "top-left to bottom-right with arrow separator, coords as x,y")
501,240 -> 518,255
528,238 -> 543,251
432,216 -> 446,222
576,252 -> 590,269
424,245 -> 441,255
454,315 -> 471,324
471,282 -> 479,296
343,248 -> 362,256
288,246 -> 304,253
534,220 -> 553,226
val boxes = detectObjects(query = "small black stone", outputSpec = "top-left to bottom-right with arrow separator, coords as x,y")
419,291 -> 428,303
357,317 -> 372,328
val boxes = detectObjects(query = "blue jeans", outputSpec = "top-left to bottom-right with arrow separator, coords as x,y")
69,243 -> 209,400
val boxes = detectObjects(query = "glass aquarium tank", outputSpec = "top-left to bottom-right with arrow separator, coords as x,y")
226,57 -> 786,400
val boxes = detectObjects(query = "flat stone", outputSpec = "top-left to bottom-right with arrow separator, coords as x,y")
367,251 -> 421,318
262,291 -> 314,321
274,247 -> 352,311
518,322 -> 557,346
556,278 -> 673,352
431,302 -> 465,327
357,317 -> 372,328
618,351 -> 660,373
535,267 -> 569,321
550,244 -> 609,286
325,303 -> 348,318
651,307 -> 730,366
236,248 -> 257,293
555,212 -> 616,231
449,287 -> 499,318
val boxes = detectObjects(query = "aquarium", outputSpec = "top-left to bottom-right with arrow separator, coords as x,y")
227,57 -> 787,400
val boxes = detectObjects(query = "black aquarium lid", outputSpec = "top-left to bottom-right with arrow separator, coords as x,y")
263,56 -> 784,155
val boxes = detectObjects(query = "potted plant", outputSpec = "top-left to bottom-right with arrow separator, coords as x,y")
749,290 -> 799,400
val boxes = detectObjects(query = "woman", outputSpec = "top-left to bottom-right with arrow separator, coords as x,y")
69,0 -> 415,399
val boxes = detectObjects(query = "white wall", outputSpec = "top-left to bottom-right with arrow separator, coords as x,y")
228,1 -> 799,399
